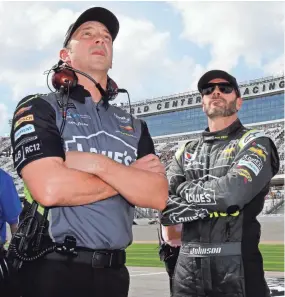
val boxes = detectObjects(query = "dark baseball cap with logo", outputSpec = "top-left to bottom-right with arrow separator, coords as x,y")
197,70 -> 241,97
63,7 -> 120,47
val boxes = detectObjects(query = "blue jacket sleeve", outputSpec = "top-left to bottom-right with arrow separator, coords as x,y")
0,171 -> 22,225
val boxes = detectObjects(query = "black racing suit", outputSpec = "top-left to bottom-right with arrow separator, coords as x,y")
160,119 -> 280,297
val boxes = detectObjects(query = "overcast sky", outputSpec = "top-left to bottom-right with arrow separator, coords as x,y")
0,1 -> 284,136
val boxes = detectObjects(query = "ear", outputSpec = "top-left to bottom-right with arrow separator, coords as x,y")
236,97 -> 243,111
59,48 -> 71,63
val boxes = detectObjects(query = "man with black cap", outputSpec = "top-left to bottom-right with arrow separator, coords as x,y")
9,7 -> 167,297
160,70 -> 280,297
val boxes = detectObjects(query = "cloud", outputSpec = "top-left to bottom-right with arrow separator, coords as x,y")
110,14 -> 171,99
0,57 -> 58,101
110,14 -> 204,101
0,2 -> 202,104
0,1 -> 282,110
170,2 -> 284,74
0,2 -> 78,101
0,3 -> 76,51
263,55 -> 284,76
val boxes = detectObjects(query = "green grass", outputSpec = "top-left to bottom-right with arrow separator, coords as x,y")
126,243 -> 284,271
5,242 -> 283,271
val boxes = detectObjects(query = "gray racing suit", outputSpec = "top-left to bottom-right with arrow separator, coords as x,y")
160,119 -> 280,297
10,81 -> 155,251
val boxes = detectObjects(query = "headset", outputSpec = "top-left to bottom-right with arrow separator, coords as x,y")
48,60 -> 128,101
46,60 -> 132,135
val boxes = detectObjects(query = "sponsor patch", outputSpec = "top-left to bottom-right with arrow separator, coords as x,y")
237,154 -> 263,176
169,209 -> 208,223
185,186 -> 216,205
119,125 -> 133,132
14,147 -> 24,168
14,124 -> 35,141
57,100 -> 76,110
252,142 -> 269,155
15,95 -> 38,110
64,131 -> 137,166
214,135 -> 228,140
67,121 -> 88,127
185,159 -> 206,170
23,140 -> 43,158
115,130 -> 137,138
249,146 -> 267,161
14,106 -> 32,119
14,115 -> 34,129
184,151 -> 197,162
239,130 -> 265,149
14,136 -> 38,150
188,246 -> 221,256
66,112 -> 91,120
234,167 -> 252,183
114,113 -> 130,123
14,139 -> 43,169
204,135 -> 228,141
209,211 -> 240,218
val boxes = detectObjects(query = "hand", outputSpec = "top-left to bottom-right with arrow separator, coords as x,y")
161,225 -> 182,241
131,154 -> 166,175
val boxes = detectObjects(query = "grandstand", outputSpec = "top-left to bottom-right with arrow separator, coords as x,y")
153,120 -> 285,171
0,74 -> 284,216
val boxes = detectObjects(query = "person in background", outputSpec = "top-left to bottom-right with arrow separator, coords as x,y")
0,168 -> 22,246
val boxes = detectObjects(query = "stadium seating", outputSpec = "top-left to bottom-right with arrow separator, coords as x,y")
154,121 -> 285,170
0,121 -> 284,217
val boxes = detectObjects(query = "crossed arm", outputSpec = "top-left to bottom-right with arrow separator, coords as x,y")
160,137 -> 278,226
11,97 -> 168,211
21,152 -> 168,210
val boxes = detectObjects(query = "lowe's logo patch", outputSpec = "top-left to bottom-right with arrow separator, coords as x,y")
65,131 -> 137,166
185,186 -> 216,205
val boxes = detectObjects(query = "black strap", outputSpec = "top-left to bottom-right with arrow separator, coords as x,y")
45,249 -> 126,268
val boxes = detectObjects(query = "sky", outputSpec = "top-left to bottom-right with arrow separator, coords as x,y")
0,1 -> 284,136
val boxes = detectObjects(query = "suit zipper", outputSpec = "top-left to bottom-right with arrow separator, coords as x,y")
225,222 -> 231,242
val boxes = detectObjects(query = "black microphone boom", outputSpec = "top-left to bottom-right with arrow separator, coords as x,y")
59,63 -> 107,98
117,88 -> 128,93
48,62 -> 134,126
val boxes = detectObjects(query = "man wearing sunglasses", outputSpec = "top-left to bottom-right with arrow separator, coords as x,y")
160,70 -> 280,297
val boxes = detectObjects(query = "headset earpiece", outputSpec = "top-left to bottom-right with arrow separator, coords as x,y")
49,62 -> 123,102
51,68 -> 78,91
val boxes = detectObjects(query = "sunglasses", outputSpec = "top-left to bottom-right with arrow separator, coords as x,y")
201,83 -> 235,96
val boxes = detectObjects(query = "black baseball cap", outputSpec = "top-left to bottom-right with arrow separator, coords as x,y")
63,7 -> 119,47
197,70 -> 241,97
